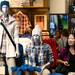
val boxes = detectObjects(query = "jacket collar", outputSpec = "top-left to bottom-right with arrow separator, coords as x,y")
0,14 -> 15,24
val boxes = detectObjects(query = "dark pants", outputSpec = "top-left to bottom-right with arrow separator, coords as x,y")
49,73 -> 64,75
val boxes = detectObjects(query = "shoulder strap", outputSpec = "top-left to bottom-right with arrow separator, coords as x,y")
0,22 -> 16,50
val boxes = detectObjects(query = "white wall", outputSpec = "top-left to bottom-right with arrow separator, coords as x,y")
50,0 -> 67,13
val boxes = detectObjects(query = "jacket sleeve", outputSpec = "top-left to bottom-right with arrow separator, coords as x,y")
13,21 -> 20,57
47,44 -> 54,64
59,48 -> 68,61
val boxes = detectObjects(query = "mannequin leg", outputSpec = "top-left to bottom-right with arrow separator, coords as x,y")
6,57 -> 15,75
42,69 -> 50,75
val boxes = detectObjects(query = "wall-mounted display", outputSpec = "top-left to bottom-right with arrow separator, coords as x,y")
8,0 -> 30,7
33,0 -> 44,7
49,14 -> 68,36
34,15 -> 47,31
7,0 -> 44,7
69,15 -> 75,33
13,11 -> 31,35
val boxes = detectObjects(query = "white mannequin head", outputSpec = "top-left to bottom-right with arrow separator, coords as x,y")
32,25 -> 42,46
0,1 -> 9,17
2,5 -> 9,16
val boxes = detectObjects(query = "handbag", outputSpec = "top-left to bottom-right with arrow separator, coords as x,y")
55,64 -> 69,74
0,21 -> 16,50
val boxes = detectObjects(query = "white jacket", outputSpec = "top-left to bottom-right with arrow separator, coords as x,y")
0,15 -> 19,57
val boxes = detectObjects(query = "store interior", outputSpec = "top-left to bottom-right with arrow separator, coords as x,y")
0,0 -> 75,75
0,0 -> 74,38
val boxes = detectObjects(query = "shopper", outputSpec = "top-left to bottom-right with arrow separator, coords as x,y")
56,33 -> 75,74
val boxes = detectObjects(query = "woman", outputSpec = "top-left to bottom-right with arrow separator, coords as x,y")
56,33 -> 75,74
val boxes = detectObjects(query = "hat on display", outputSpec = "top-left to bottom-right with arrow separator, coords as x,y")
32,25 -> 41,36
0,1 -> 9,9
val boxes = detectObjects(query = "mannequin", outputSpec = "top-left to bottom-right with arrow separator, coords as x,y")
25,25 -> 54,75
0,1 -> 19,75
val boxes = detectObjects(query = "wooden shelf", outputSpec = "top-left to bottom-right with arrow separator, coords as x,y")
10,6 -> 50,15
10,6 -> 49,9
